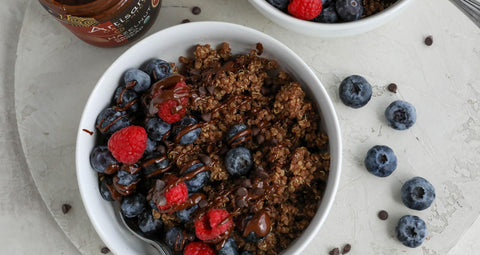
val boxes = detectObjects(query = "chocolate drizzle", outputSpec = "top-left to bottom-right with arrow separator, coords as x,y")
228,128 -> 253,147
242,210 -> 271,238
143,74 -> 187,117
141,156 -> 171,178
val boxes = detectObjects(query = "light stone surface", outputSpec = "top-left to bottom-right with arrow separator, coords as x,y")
5,0 -> 480,254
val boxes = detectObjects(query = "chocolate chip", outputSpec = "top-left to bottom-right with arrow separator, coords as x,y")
199,153 -> 213,166
61,204 -> 72,214
236,199 -> 248,208
424,35 -> 433,46
252,188 -> 265,195
271,138 -> 279,145
329,248 -> 340,255
378,210 -> 388,220
242,178 -> 252,188
201,112 -> 212,122
256,135 -> 265,144
206,86 -> 215,95
387,83 -> 397,93
192,6 -> 201,15
199,199 -> 208,208
341,244 -> 351,254
236,187 -> 248,197
199,86 -> 207,96
251,127 -> 260,136
157,144 -> 166,155
181,19 -> 190,24
261,87 -> 270,96
101,247 -> 110,254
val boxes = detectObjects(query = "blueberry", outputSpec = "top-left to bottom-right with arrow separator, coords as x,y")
226,124 -> 250,146
364,145 -> 397,177
176,204 -> 199,222
90,145 -> 119,173
143,152 -> 170,177
225,147 -> 253,176
396,215 -> 427,248
116,169 -> 141,185
218,238 -> 239,255
124,68 -> 151,93
99,176 -> 115,201
95,107 -> 130,135
336,0 -> 363,22
143,59 -> 172,81
385,100 -> 417,130
146,117 -> 171,142
401,177 -> 435,210
266,0 -> 289,11
183,162 -> 210,193
172,117 -> 201,145
312,6 -> 339,23
121,193 -> 146,218
137,210 -> 163,236
113,86 -> 139,113
245,232 -> 265,243
165,227 -> 186,251
144,138 -> 157,154
339,75 -> 372,108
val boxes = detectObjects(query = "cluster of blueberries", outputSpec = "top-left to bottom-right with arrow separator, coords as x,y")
267,0 -> 364,23
339,75 -> 435,248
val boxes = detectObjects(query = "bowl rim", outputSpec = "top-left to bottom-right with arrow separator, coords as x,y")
75,21 -> 342,255
249,0 -> 413,30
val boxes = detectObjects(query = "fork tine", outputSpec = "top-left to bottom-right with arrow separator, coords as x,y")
450,0 -> 480,28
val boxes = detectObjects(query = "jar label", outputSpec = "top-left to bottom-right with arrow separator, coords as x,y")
40,0 -> 160,47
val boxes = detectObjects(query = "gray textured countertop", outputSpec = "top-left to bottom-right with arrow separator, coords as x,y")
3,0 -> 480,254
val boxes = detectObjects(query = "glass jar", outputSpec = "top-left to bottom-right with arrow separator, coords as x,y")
39,0 -> 161,47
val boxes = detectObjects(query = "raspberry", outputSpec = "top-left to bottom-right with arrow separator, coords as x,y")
156,180 -> 189,211
288,0 -> 323,20
195,208 -> 233,241
184,242 -> 215,255
157,81 -> 189,124
108,126 -> 147,164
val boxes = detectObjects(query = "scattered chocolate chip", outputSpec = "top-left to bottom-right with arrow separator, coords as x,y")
157,144 -> 166,155
424,35 -> 433,46
199,199 -> 208,208
206,85 -> 215,95
198,86 -> 207,96
199,153 -> 212,166
61,204 -> 72,214
101,247 -> 110,254
192,6 -> 201,15
378,210 -> 388,220
236,187 -> 248,197
181,19 -> 190,24
387,83 -> 397,93
329,248 -> 340,255
256,135 -> 265,144
342,244 -> 351,254
201,112 -> 212,122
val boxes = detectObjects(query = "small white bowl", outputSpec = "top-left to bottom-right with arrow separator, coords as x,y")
76,21 -> 342,255
249,0 -> 413,37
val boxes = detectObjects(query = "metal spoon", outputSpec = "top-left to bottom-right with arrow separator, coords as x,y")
450,0 -> 480,28
116,204 -> 172,255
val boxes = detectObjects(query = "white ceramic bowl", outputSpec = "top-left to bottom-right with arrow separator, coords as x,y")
76,21 -> 342,255
248,0 -> 413,37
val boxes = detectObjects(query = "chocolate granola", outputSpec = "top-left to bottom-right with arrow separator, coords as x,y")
93,43 -> 330,255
